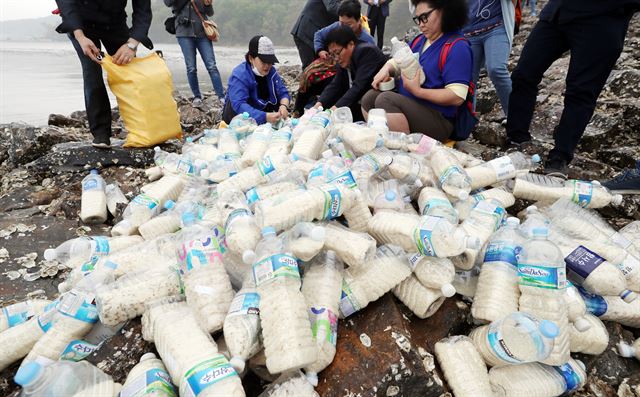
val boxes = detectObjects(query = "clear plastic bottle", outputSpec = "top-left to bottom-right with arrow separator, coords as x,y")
577,287 -> 640,328
285,222 -> 326,262
223,276 -> 262,373
434,335 -> 493,397
564,282 -> 591,332
472,217 -> 523,323
218,153 -> 300,193
218,189 -> 261,258
200,157 -> 242,183
291,123 -> 328,160
519,205 -> 550,238
392,275 -> 446,319
137,200 -> 184,241
390,37 -> 425,84
0,299 -> 51,332
387,152 -> 435,188
329,107 -> 353,135
119,352 -> 177,397
617,338 -> 640,360
350,147 -> 393,190
80,169 -> 107,224
569,314 -> 608,355
366,108 -> 389,135
373,189 -> 405,214
417,186 -> 458,223
428,146 -> 472,200
489,358 -> 587,397
409,254 -> 456,297
322,221 -> 376,270
517,227 -> 571,366
302,251 -> 343,386
339,245 -> 412,318
245,170 -> 307,210
454,186 -> 515,222
336,123 -> 379,156
15,360 -> 120,397
44,236 -> 112,264
219,128 -> 243,159
264,125 -> 293,157
252,227 -> 317,374
465,152 -> 541,190
240,124 -> 272,167
229,112 -> 258,139
469,312 -> 559,367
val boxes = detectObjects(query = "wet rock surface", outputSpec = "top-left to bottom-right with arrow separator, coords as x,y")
0,8 -> 639,397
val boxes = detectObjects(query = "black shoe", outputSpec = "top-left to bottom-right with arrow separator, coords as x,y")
601,161 -> 640,194
544,155 -> 569,180
92,136 -> 111,149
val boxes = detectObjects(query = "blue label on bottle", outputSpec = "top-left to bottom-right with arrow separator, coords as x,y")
252,254 -> 299,286
3,301 -> 34,328
177,236 -> 223,273
224,208 -> 252,233
257,156 -> 276,176
60,339 -> 100,361
245,188 -> 260,205
438,165 -> 465,186
133,194 -> 159,211
553,363 -> 582,393
37,300 -> 59,332
362,154 -> 381,172
272,130 -> 292,143
119,368 -> 177,397
58,290 -> 99,324
93,237 -> 111,256
308,165 -> 325,181
571,181 -> 593,208
227,292 -> 260,317
413,216 -> 441,257
518,263 -> 567,290
320,185 -> 342,220
484,241 -> 518,267
82,179 -> 99,191
328,170 -> 358,190
487,328 -> 521,364
421,198 -> 453,216
184,355 -> 236,396
564,245 -> 604,285
339,279 -> 360,318
576,285 -> 608,316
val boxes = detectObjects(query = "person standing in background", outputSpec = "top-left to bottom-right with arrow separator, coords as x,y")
55,0 -> 152,149
463,0 -> 516,119
165,0 -> 225,108
291,0 -> 342,69
365,0 -> 392,49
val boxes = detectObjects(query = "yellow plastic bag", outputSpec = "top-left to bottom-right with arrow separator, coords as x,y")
101,52 -> 182,147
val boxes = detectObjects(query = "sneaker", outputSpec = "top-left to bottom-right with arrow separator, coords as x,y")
192,97 -> 204,108
544,155 -> 569,180
601,161 -> 640,194
91,136 -> 111,149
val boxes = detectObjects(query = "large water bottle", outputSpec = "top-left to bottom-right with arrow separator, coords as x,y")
80,169 -> 107,224
15,360 -> 120,397
469,312 -> 559,367
177,213 -> 234,333
390,37 -> 425,84
200,157 -> 242,183
434,335 -> 493,397
323,221 -> 377,270
454,186 -> 515,222
245,169 -> 307,210
409,254 -> 456,297
264,125 -> 293,157
577,287 -> 640,328
301,251 -> 343,386
252,227 -> 317,374
386,152 -> 435,188
489,358 -> 587,397
119,352 -> 177,397
336,123 -> 379,156
350,147 -> 393,190
472,217 -> 523,323
0,298 -> 51,332
218,189 -> 261,258
229,111 -> 258,139
44,236 -> 111,264
219,128 -> 243,159
393,274 -> 446,319
465,152 -> 541,190
218,153 -> 300,193
240,124 -> 272,167
285,222 -> 326,262
223,275 -> 262,373
519,205 -> 550,238
182,137 -> 220,163
518,227 -> 571,366
428,146 -> 471,200
372,189 -> 405,214
367,108 -> 389,135
417,186 -> 458,223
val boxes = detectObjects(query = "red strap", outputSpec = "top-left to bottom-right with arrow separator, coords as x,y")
438,37 -> 467,72
409,35 -> 423,52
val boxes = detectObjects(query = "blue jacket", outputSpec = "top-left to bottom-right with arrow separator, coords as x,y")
226,62 -> 291,125
313,21 -> 376,53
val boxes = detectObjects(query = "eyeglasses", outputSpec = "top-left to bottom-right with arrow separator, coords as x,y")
329,47 -> 345,60
412,9 -> 436,25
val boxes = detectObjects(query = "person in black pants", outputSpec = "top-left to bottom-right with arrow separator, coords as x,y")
55,0 -> 152,149
505,0 -> 638,178
365,0 -> 392,49
291,0 -> 341,69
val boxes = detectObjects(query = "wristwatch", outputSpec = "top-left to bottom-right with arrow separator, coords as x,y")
126,42 -> 138,51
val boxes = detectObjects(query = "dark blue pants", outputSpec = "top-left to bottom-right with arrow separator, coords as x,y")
69,28 -> 128,141
506,12 -> 631,161
368,6 -> 386,49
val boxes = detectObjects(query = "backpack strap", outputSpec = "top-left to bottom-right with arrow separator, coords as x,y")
409,35 -> 424,52
438,37 -> 468,72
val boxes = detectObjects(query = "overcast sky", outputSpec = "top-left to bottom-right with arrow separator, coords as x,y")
0,0 -> 56,21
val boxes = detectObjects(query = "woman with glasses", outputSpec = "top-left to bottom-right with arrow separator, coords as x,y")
222,35 -> 291,125
362,0 -> 472,141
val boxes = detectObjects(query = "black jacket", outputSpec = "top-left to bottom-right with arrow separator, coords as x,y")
291,0 -> 341,47
540,0 -> 640,23
318,42 -> 388,109
55,0 -> 152,46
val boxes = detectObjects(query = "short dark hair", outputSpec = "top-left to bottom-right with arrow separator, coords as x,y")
410,0 -> 468,33
338,0 -> 361,20
325,25 -> 358,47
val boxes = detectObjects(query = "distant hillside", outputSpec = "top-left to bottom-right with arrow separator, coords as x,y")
0,0 -> 415,46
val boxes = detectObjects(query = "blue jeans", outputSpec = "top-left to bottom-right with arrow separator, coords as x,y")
529,0 -> 537,16
468,25 -> 512,116
177,37 -> 225,99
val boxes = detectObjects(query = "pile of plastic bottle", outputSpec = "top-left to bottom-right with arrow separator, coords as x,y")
1,106 -> 639,397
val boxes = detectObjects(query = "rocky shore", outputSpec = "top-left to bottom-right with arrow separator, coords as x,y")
0,9 -> 638,397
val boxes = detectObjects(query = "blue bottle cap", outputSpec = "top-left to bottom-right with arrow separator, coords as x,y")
103,260 -> 118,271
186,137 -> 193,143
14,362 -> 43,387
242,112 -> 250,119
539,320 -> 559,339
90,169 -> 99,175
261,226 -> 276,236
182,212 -> 196,226
384,190 -> 396,201
164,200 -> 175,210
532,227 -> 548,237
531,154 -> 541,163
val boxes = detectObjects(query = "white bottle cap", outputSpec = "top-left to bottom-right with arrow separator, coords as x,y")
573,317 -> 591,332
306,372 -> 319,387
58,280 -> 70,294
441,284 -> 456,298
611,194 -> 623,206
242,250 -> 256,265
457,191 -> 469,201
140,353 -> 157,362
465,236 -> 481,250
617,341 -> 636,358
229,357 -> 246,373
310,226 -> 326,241
44,248 -> 57,261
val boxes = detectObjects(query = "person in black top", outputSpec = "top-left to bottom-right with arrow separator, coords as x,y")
55,0 -> 152,148
291,0 -> 342,69
314,25 -> 387,121
505,0 -> 639,178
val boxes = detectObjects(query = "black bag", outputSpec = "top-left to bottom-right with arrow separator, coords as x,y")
164,0 -> 190,35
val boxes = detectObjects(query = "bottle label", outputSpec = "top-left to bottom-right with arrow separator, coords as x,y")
415,135 -> 436,155
223,152 -> 241,160
610,232 -> 633,250
413,216 -> 441,257
362,154 -> 381,173
257,156 -> 276,176
486,327 -> 520,364
224,208 -> 252,233
484,241 -> 519,267
473,200 -> 506,231
407,252 -> 422,271
319,184 -> 342,220
119,368 -> 177,397
82,178 -> 101,191
564,245 -> 604,284
2,301 -> 36,328
438,165 -> 464,186
177,236 -> 223,273
328,170 -> 358,190
245,188 -> 260,205
58,290 -> 99,324
518,263 -> 567,290
576,285 -> 608,316
37,300 -> 59,332
92,237 -> 111,256
133,194 -> 159,211
421,198 -> 453,216
618,254 -> 638,277
227,292 -> 260,317
571,181 -> 593,208
310,306 -> 338,346
554,363 -> 582,393
310,114 -> 330,128
308,165 -> 326,181
271,130 -> 292,144
61,321 -> 124,361
489,156 -> 516,180
252,254 -> 300,286
339,279 -> 361,318
183,355 -> 237,397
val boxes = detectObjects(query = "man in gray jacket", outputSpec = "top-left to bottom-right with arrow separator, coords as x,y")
291,0 -> 342,69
